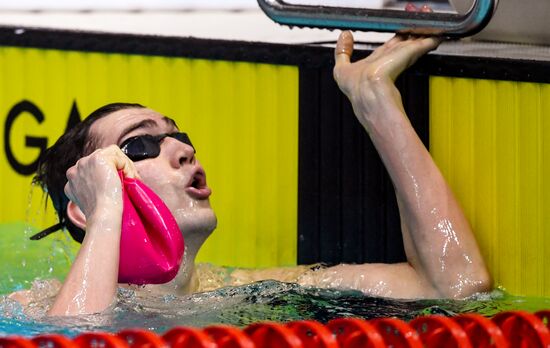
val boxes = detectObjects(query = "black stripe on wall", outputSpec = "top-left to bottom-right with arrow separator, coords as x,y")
0,26 -> 548,83
298,65 -> 429,265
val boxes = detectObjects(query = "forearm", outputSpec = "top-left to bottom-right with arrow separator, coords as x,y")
359,81 -> 491,297
333,32 -> 490,298
48,207 -> 122,316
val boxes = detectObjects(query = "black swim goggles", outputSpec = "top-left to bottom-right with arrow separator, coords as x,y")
29,132 -> 195,242
120,132 -> 195,162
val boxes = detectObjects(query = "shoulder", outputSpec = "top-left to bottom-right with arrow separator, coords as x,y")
297,263 -> 439,299
7,278 -> 62,317
195,263 -> 233,292
8,278 -> 62,305
195,263 -> 314,291
229,265 -> 313,286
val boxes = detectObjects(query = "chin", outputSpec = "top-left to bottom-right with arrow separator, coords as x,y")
176,207 -> 217,240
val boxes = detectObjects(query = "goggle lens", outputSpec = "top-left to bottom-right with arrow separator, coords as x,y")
120,132 -> 194,161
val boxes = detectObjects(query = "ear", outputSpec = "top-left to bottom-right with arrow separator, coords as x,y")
66,201 -> 87,230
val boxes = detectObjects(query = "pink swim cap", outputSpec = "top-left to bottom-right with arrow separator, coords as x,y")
118,172 -> 185,285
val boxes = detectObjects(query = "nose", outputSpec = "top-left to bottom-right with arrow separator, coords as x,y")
164,137 -> 196,168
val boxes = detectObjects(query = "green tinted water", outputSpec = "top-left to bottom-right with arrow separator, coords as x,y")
2,223 -> 550,338
2,280 -> 550,338
0,222 -> 74,293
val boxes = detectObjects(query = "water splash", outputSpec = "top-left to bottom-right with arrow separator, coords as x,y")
0,182 -> 75,294
3,280 -> 549,338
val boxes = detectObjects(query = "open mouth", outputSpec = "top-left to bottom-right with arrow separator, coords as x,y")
185,167 -> 211,199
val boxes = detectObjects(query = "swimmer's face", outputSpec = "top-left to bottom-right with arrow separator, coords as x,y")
89,108 -> 217,242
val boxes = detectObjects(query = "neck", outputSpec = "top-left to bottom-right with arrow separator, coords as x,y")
172,244 -> 200,294
130,240 -> 200,297
148,242 -> 200,295
137,222 -> 214,296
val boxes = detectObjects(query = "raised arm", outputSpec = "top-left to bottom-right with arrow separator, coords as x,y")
300,32 -> 491,299
48,146 -> 137,316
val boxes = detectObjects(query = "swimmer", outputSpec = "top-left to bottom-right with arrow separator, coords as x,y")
12,32 -> 491,315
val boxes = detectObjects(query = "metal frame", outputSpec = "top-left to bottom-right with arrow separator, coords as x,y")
257,0 -> 497,37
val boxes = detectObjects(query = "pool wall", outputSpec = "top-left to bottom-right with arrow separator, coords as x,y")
0,41 -> 299,271
430,76 -> 550,297
0,27 -> 548,296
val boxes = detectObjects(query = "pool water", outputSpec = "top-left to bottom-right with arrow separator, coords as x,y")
2,222 -> 550,338
0,222 -> 75,294
2,279 -> 550,338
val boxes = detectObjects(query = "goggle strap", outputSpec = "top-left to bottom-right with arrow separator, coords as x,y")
29,222 -> 64,240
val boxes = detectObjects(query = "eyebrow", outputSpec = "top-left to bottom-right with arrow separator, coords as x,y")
116,116 -> 178,145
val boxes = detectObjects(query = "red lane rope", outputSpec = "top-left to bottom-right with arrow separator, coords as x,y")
163,327 -> 217,348
118,329 -> 168,348
286,321 -> 338,348
326,318 -> 386,348
371,318 -> 422,348
32,334 -> 79,348
410,315 -> 472,348
454,313 -> 508,347
3,310 -> 550,348
0,337 -> 37,348
74,332 -> 128,348
493,310 -> 550,347
244,322 -> 303,348
203,326 -> 255,348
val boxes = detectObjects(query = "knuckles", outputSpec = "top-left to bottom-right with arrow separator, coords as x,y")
65,166 -> 76,180
65,145 -> 128,181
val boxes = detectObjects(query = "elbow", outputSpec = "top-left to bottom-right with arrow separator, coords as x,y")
450,268 -> 493,299
473,268 -> 493,294
465,272 -> 492,298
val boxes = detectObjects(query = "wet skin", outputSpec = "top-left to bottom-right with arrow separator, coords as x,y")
44,31 -> 491,316
50,109 -> 217,315
89,108 -> 217,239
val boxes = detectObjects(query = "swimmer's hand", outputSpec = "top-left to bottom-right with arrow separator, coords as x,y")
50,146 -> 137,316
64,145 -> 138,219
333,31 -> 441,130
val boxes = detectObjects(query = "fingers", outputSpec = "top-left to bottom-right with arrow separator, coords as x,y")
333,29 -> 443,94
63,176 -> 78,207
420,5 -> 433,12
334,30 -> 354,67
378,36 -> 440,81
404,36 -> 442,64
105,146 -> 139,179
421,36 -> 443,51
366,34 -> 403,62
88,146 -> 139,178
66,146 -> 140,191
405,2 -> 418,12
394,34 -> 442,50
333,31 -> 355,90
64,146 -> 140,218
405,2 -> 433,12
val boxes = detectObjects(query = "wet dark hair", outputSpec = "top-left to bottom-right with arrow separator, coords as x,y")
32,102 -> 146,243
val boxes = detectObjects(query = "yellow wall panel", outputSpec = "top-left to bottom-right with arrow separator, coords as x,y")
430,77 -> 550,296
0,47 -> 299,282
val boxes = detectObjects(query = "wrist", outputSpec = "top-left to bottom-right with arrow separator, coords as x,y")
90,196 -> 123,216
86,202 -> 123,236
353,82 -> 405,128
